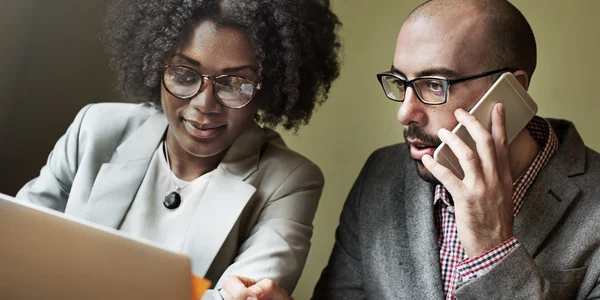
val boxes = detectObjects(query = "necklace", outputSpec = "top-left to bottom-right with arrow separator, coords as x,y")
162,141 -> 192,209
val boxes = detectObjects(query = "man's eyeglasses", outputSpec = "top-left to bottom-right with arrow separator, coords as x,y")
161,65 -> 262,109
376,67 -> 517,105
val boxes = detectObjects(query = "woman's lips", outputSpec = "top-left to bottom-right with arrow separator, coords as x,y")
409,142 -> 437,160
183,120 -> 226,139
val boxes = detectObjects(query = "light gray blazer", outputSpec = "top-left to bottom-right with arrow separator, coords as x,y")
16,103 -> 324,299
313,119 -> 600,299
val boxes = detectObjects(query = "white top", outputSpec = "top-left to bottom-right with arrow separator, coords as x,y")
120,143 -> 214,253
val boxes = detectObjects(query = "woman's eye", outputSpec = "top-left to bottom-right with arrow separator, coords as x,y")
173,73 -> 197,85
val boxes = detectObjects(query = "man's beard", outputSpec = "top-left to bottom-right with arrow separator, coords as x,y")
404,125 -> 443,184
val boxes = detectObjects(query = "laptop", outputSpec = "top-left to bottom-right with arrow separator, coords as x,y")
0,193 -> 207,300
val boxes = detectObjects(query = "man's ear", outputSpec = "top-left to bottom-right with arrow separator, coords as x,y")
512,70 -> 530,90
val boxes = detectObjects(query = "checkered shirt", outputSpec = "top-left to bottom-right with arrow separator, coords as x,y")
434,116 -> 558,299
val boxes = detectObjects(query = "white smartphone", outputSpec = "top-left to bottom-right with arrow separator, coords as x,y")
432,72 -> 538,179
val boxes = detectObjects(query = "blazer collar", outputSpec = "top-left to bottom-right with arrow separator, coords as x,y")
514,119 -> 586,256
110,111 -> 268,176
220,123 -> 273,180
111,109 -> 168,163
83,110 -> 267,232
83,110 -> 168,227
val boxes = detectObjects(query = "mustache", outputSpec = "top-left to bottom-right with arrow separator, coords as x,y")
403,126 -> 442,146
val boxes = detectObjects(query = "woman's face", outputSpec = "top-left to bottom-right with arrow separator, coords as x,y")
161,20 -> 260,161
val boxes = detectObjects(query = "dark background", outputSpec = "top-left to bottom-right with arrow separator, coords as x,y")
0,0 -> 121,195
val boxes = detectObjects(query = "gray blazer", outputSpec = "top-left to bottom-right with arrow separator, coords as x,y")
16,103 -> 324,299
313,119 -> 600,299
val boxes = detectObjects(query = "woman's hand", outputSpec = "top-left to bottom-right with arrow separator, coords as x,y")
222,275 -> 291,300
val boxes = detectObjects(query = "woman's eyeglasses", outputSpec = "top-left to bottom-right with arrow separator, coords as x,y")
162,65 -> 262,109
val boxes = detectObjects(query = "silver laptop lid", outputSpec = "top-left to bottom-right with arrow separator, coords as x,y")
0,193 -> 194,300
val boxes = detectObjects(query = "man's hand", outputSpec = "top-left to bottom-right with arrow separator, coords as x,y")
221,275 -> 291,300
422,104 -> 514,257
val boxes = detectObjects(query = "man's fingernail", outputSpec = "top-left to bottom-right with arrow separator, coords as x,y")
497,103 -> 505,114
247,297 -> 257,300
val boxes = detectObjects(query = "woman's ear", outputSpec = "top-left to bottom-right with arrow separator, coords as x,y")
512,70 -> 530,90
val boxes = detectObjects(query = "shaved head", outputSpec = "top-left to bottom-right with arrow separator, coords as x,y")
408,0 -> 537,81
392,0 -> 538,182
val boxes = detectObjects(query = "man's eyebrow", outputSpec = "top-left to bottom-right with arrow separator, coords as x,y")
390,66 -> 406,78
390,65 -> 462,79
415,67 -> 462,78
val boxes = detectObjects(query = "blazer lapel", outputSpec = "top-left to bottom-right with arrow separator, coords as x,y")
401,161 -> 444,298
182,124 -> 264,276
514,121 -> 586,256
82,111 -> 168,228
183,166 -> 257,276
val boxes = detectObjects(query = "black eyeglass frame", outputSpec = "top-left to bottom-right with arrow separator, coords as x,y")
161,64 -> 263,109
376,67 -> 518,105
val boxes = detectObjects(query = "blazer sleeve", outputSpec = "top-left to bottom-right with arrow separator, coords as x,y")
454,243 -> 600,300
311,154 -> 376,300
206,161 -> 324,299
15,104 -> 92,211
452,245 -> 548,299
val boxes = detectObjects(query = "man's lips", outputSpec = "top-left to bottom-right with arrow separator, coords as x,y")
183,119 -> 226,139
408,140 -> 438,161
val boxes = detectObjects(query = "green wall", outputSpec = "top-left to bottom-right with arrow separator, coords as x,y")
288,1 -> 600,298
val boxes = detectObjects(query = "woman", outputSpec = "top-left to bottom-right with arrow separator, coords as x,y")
16,0 -> 341,299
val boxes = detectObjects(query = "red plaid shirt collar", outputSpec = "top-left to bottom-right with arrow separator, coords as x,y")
434,116 -> 559,215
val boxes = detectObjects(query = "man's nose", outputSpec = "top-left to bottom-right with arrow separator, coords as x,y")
397,87 -> 427,127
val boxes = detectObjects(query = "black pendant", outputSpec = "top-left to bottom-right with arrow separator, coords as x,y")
163,191 -> 181,209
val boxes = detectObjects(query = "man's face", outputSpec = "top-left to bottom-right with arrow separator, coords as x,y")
393,13 -> 495,182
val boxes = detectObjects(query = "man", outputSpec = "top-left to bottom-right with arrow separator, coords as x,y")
222,0 -> 600,299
